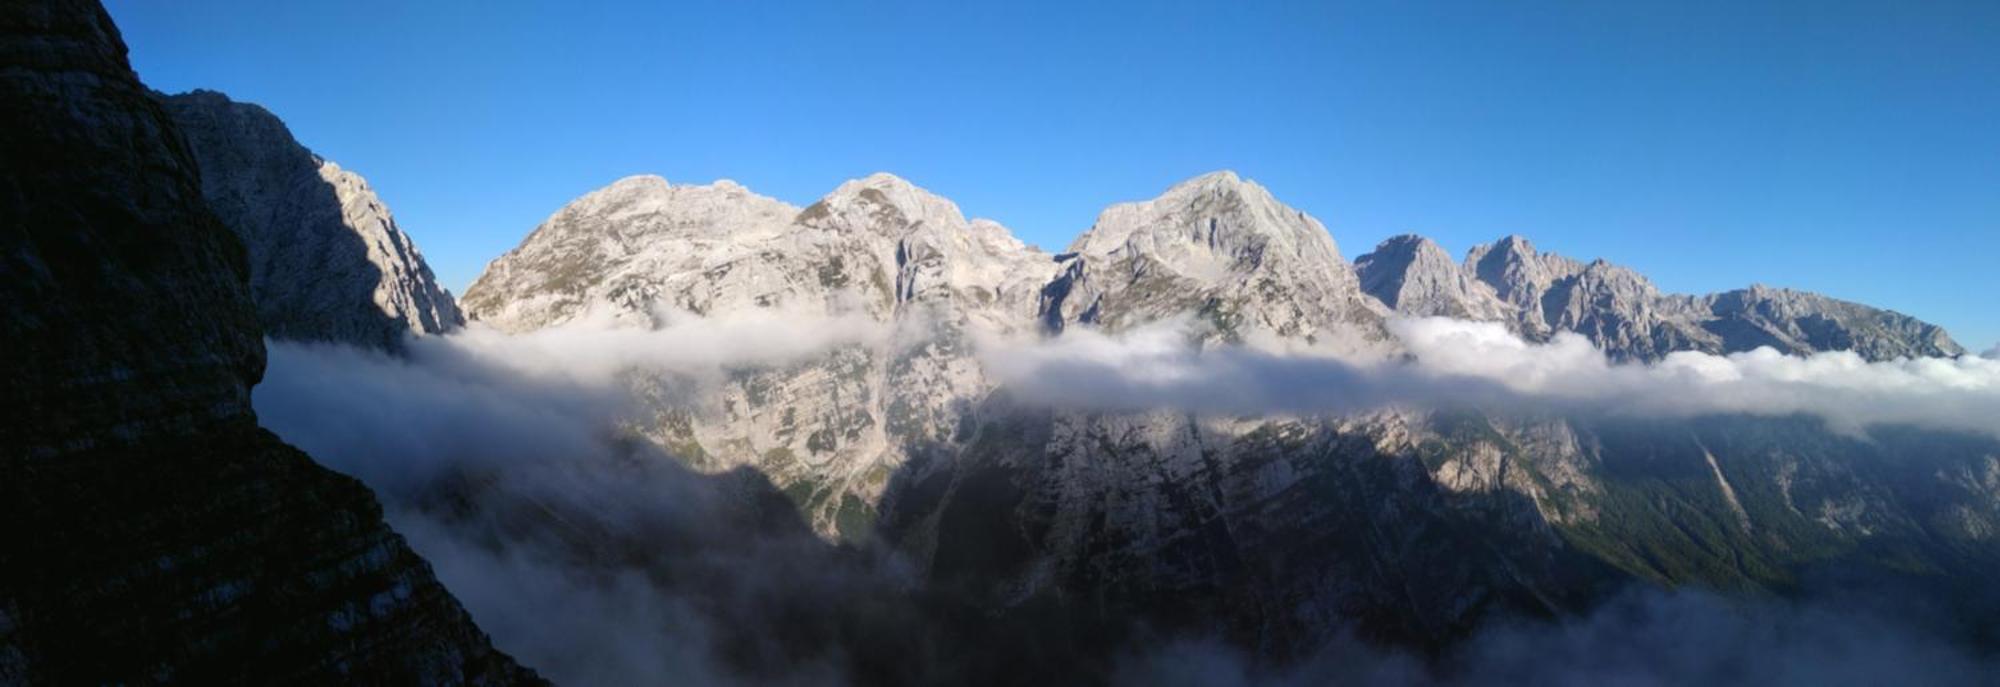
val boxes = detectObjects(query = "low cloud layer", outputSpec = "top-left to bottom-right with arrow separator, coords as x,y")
1114,588 -> 1997,687
255,306 -> 887,490
257,314 -> 939,686
255,311 -> 2000,685
433,306 -> 886,385
983,316 -> 2000,438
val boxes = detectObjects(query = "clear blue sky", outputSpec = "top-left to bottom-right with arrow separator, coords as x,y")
106,1 -> 1999,350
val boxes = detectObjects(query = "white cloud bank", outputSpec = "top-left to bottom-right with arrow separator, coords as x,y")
256,311 -> 933,687
254,310 -> 2000,685
983,316 -> 2000,439
435,306 -> 887,385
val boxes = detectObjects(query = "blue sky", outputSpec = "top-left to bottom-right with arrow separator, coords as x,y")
106,1 -> 1998,350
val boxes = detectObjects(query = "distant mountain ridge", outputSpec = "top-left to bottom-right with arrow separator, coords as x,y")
1357,233 -> 1962,361
469,171 -> 1962,363
457,171 -> 1977,539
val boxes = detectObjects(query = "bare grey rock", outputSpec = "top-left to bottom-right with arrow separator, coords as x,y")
1355,234 -> 1512,321
162,89 -> 463,352
1463,234 -> 1585,336
1394,234 -> 1968,361
1699,284 -> 1964,360
1538,259 -> 1720,359
1040,171 -> 1387,345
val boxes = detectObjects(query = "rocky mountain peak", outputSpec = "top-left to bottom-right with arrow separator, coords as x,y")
1071,170 -> 1321,262
462,172 -> 1050,332
1465,235 -> 1583,308
1466,233 -> 1533,258
1370,232 -> 1445,255
1160,168 -> 1246,195
1356,234 -> 1456,304
1043,171 -> 1384,342
547,174 -> 793,234
1571,258 -> 1658,293
577,173 -> 671,210
162,89 -> 463,352
799,172 -> 972,240
1355,234 -> 1512,320
461,174 -> 803,331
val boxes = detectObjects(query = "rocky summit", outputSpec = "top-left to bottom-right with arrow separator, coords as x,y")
161,89 -> 463,352
1355,233 -> 1514,322
0,2 -> 534,683
1040,170 -> 1388,344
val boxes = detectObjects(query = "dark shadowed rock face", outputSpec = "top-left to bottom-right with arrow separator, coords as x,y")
162,89 -> 463,352
0,1 -> 534,683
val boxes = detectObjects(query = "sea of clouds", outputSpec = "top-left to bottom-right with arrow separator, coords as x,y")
254,311 -> 2000,686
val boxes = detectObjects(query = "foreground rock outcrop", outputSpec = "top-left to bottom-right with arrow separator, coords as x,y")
0,2 -> 534,682
162,89 -> 463,352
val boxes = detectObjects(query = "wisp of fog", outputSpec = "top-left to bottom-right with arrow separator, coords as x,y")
982,316 -> 2000,439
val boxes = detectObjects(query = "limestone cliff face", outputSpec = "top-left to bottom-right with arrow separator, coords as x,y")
0,2 -> 534,683
162,89 -> 463,352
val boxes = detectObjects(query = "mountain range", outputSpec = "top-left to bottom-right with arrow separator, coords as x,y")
445,165 -> 1998,669
4,1 -> 1994,682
